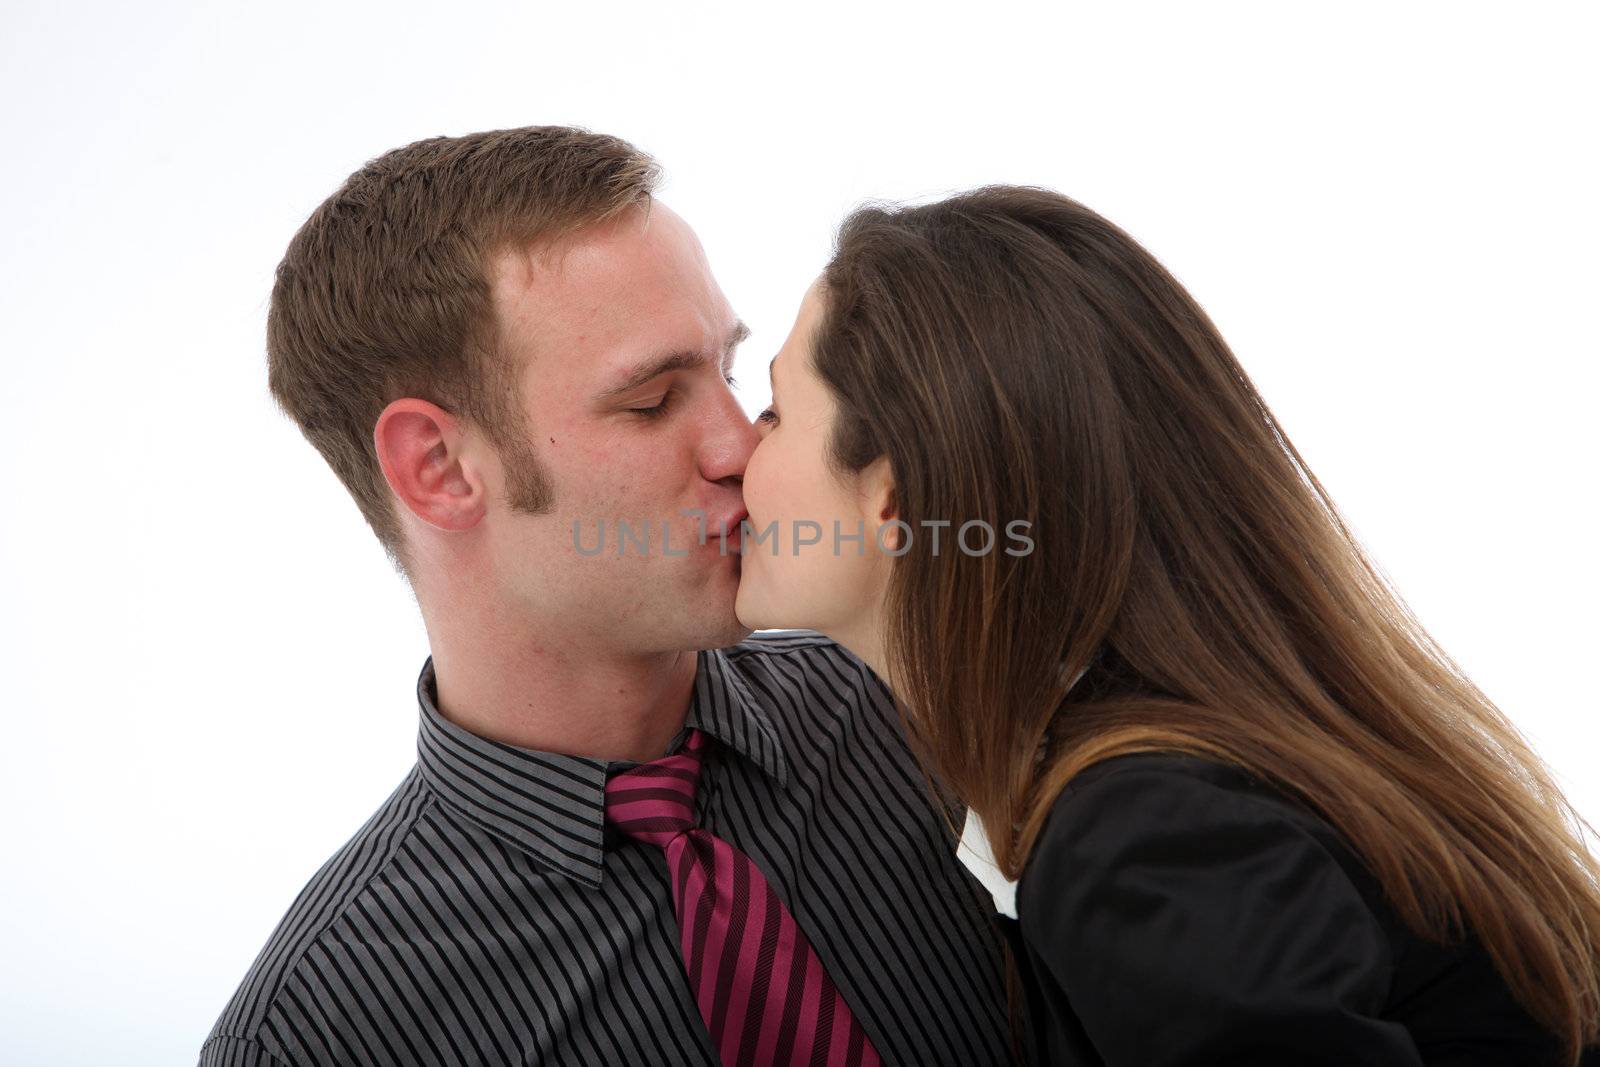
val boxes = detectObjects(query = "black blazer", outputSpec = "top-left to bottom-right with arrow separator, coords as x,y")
999,752 -> 1597,1066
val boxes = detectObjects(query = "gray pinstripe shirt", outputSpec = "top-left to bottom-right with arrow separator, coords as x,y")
199,630 -> 1016,1066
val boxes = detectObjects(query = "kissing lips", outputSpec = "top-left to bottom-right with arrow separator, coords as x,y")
711,509 -> 747,554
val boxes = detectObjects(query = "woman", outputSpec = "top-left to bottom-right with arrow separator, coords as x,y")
733,186 -> 1600,1066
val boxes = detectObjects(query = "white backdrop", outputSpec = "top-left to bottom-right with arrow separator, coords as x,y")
2,2 -> 1595,1063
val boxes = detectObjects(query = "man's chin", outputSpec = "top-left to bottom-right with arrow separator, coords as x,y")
689,610 -> 754,651
696,585 -> 755,650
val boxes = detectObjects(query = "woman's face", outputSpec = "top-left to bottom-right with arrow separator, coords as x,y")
735,279 -> 897,642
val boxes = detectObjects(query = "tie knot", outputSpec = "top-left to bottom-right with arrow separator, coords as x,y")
604,727 -> 707,847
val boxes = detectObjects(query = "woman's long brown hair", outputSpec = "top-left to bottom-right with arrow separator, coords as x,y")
809,185 -> 1600,1065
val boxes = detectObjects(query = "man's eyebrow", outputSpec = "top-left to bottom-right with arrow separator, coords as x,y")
722,320 -> 751,375
598,320 -> 750,403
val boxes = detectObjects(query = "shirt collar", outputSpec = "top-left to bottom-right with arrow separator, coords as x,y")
415,645 -> 789,888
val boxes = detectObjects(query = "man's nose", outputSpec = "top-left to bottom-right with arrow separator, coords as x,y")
701,393 -> 762,485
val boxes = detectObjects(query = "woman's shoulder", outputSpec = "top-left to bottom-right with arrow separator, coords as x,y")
1012,750 -> 1582,1065
1024,748 -> 1388,915
1026,750 -> 1377,896
1017,751 -> 1395,921
1013,750 -> 1426,1061
1045,749 -> 1309,813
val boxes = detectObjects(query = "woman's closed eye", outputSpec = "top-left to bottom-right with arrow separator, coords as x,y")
756,406 -> 778,425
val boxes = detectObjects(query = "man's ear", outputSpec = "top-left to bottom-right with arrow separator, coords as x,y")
374,398 -> 486,533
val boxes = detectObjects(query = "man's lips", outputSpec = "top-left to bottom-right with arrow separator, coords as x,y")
710,509 -> 748,550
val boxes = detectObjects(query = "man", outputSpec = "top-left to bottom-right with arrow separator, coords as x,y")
198,127 -> 1017,1066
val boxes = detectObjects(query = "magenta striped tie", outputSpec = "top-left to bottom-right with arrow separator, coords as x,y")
605,728 -> 884,1067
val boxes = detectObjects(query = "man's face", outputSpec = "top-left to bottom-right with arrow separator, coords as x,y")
479,201 -> 757,655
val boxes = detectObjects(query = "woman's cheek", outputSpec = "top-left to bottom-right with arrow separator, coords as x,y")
744,446 -> 780,525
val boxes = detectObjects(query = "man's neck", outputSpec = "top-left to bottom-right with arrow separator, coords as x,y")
426,635 -> 699,764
